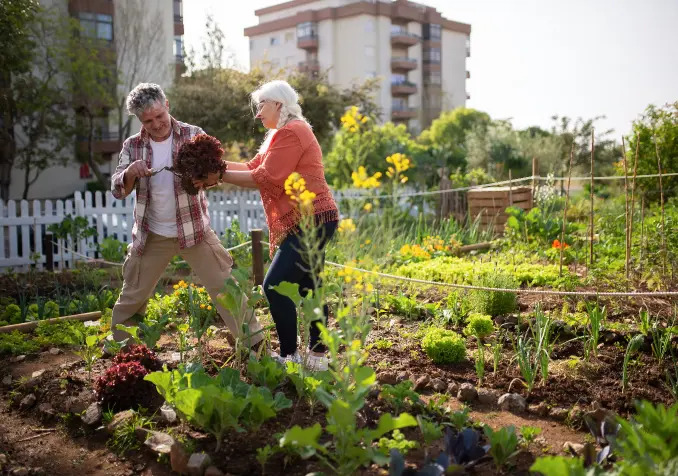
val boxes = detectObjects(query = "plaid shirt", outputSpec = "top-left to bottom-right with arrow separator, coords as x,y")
111,117 -> 210,256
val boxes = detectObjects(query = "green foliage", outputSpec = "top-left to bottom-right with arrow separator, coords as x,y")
98,237 -> 125,263
137,313 -> 169,350
505,205 -> 569,245
247,356 -> 285,391
421,327 -> 466,364
107,409 -> 155,455
469,273 -> 517,317
464,313 -> 495,338
484,424 -> 519,469
417,415 -> 443,447
627,102 -> 678,201
0,331 -> 40,355
3,304 -> 24,325
513,334 -> 539,393
585,303 -> 606,359
34,320 -> 91,346
379,381 -> 421,414
383,294 -> 437,321
75,333 -> 105,380
530,456 -> 588,476
418,107 -> 491,170
27,300 -> 59,320
145,365 -> 292,452
520,426 -> 542,446
377,429 -> 417,456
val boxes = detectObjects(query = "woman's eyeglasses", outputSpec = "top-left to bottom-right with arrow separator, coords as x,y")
256,100 -> 274,112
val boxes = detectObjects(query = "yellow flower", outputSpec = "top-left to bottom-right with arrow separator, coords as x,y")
298,189 -> 316,213
363,202 -> 373,212
338,218 -> 356,234
207,305 -> 212,311
364,239 -> 371,245
351,166 -> 382,189
173,284 -> 179,290
340,106 -> 368,132
200,303 -> 206,309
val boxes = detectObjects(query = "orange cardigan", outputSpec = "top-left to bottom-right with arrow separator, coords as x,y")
247,120 -> 338,254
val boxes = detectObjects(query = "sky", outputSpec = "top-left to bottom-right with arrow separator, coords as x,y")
183,0 -> 678,137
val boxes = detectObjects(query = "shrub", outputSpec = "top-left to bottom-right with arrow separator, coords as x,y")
0,331 -> 41,355
3,304 -> 23,324
421,327 -> 466,364
95,361 -> 152,410
469,273 -> 517,316
464,313 -> 495,338
112,344 -> 161,371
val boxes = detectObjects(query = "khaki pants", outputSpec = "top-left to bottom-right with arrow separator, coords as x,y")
111,229 -> 263,346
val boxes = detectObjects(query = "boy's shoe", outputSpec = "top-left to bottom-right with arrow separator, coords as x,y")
271,351 -> 302,366
304,353 -> 329,372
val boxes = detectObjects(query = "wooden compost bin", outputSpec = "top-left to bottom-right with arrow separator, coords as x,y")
468,186 -> 533,234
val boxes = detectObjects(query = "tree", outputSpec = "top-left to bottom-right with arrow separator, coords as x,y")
113,0 -> 168,147
0,0 -> 39,200
627,102 -> 678,201
465,120 -> 530,179
418,107 -> 491,171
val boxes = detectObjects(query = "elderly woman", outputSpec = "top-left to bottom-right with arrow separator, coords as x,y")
194,80 -> 339,370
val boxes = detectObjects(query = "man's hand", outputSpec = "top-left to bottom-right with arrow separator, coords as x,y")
125,160 -> 152,180
193,171 -> 220,189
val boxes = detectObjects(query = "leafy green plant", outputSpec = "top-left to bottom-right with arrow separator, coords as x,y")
247,356 -> 285,391
638,309 -> 651,336
384,294 -> 437,321
76,334 -> 104,381
530,456 -> 588,476
464,313 -> 495,339
27,299 -> 59,320
284,361 -> 331,414
378,429 -> 418,456
255,444 -> 277,475
417,415 -> 443,447
98,237 -> 126,263
440,290 -> 469,327
379,381 -> 421,414
447,406 -> 471,431
622,334 -> 644,392
474,337 -> 486,385
651,313 -> 676,364
137,312 -> 170,350
421,327 -> 466,364
372,338 -> 393,350
585,303 -> 606,360
519,426 -> 542,447
422,393 -> 451,420
484,425 -> 519,469
469,273 -> 517,317
513,334 -> 539,393
145,366 -> 292,452
0,331 -> 40,355
177,323 -> 190,363
532,304 -> 553,385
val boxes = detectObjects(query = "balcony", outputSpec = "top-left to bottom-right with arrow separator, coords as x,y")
391,106 -> 417,120
391,81 -> 417,95
298,60 -> 320,73
297,34 -> 318,49
391,56 -> 417,71
390,30 -> 419,47
422,61 -> 441,72
77,131 -> 119,154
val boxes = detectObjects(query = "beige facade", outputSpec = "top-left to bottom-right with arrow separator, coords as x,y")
10,0 -> 184,200
245,0 -> 471,133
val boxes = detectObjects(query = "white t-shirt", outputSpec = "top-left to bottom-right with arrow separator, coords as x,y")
147,133 -> 178,237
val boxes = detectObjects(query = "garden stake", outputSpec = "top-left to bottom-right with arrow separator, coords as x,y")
621,136 -> 630,285
589,128 -> 595,270
653,137 -> 667,277
559,144 -> 574,277
629,138 -> 640,276
639,195 -> 645,271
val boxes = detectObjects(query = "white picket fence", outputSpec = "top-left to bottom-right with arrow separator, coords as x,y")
0,187 -> 431,273
0,190 -> 267,272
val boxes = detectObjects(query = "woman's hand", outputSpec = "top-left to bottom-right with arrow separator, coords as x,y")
192,171 -> 221,189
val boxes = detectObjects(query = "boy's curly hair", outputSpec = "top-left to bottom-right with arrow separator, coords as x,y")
176,134 -> 227,195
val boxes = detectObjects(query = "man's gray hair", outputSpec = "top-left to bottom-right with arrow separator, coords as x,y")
126,83 -> 167,117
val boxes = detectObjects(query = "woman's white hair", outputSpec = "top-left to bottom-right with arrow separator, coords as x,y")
252,80 -> 308,153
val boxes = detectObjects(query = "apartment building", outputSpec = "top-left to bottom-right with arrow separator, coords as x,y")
9,0 -> 184,200
244,0 -> 471,133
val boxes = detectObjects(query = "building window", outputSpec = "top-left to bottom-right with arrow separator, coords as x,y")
297,22 -> 317,39
423,47 -> 441,63
270,36 -> 279,46
79,13 -> 113,41
365,45 -> 375,57
423,23 -> 441,40
285,31 -> 294,43
174,35 -> 184,61
173,0 -> 182,22
424,71 -> 441,84
391,73 -> 406,84
250,39 -> 254,50
466,36 -> 471,56
392,97 -> 407,110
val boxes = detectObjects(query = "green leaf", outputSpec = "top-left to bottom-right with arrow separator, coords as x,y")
85,334 -> 99,347
530,456 -> 586,476
279,423 -> 325,459
270,282 -> 302,306
363,412 -> 417,442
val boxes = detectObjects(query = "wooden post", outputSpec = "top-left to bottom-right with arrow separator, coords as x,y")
589,128 -> 595,269
508,169 -> 513,206
251,229 -> 264,286
629,138 -> 639,276
640,195 -> 645,270
654,138 -> 667,276
621,137 -> 630,283
560,144 -> 574,276
531,157 -> 538,191
42,232 -> 54,271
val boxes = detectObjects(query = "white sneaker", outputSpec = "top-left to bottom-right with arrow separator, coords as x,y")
272,351 -> 302,366
304,353 -> 329,372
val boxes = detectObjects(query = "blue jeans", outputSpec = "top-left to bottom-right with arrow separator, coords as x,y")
262,221 -> 337,357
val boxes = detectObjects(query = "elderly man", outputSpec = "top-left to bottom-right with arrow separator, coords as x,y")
110,82 -> 262,348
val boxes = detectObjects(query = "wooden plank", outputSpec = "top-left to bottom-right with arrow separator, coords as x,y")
468,187 -> 531,198
469,191 -> 532,204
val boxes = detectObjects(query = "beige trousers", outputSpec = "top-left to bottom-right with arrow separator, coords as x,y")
111,229 -> 263,346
